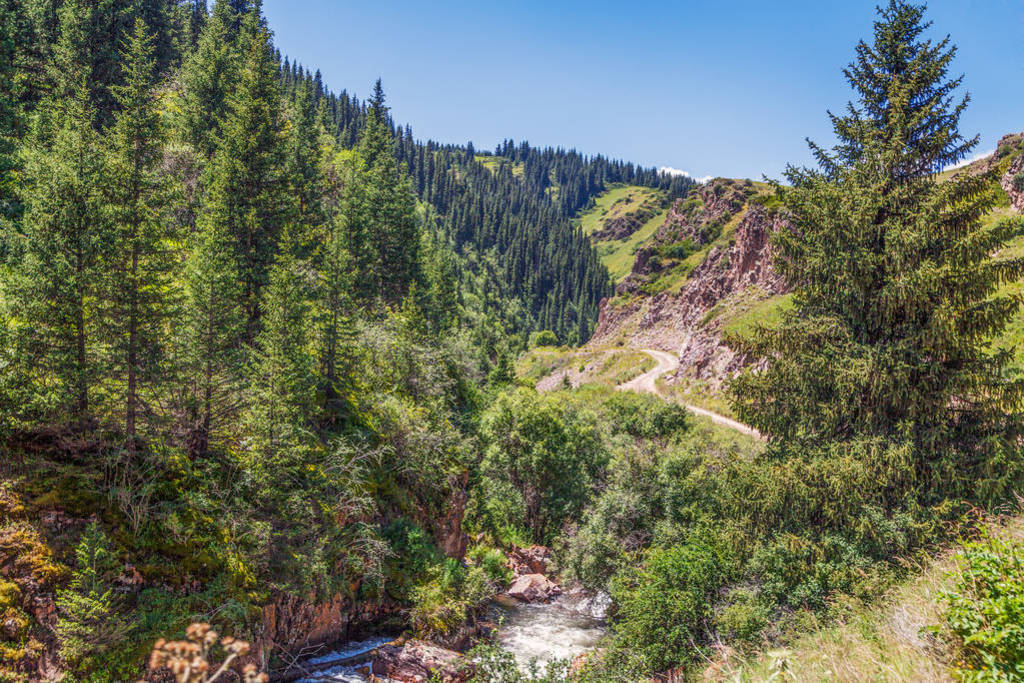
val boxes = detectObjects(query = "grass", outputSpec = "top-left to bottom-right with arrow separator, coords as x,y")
708,514 -> 1024,682
719,292 -> 795,338
474,154 -> 523,178
594,208 -> 669,282
516,347 -> 656,389
657,377 -> 737,420
578,185 -> 662,237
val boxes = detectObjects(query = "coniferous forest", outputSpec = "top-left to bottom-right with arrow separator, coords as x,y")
1,1 -> 1023,681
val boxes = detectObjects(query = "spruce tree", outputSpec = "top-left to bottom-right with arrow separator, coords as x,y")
314,206 -> 360,427
0,0 -> 25,221
356,80 -> 420,305
731,1 -> 1024,499
181,204 -> 244,457
243,226 -> 318,491
178,0 -> 240,157
55,522 -> 127,671
287,79 -> 326,249
102,18 -> 178,449
201,7 -> 291,342
8,80 -> 106,423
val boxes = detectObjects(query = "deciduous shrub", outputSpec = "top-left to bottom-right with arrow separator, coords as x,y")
941,532 -> 1024,681
409,559 -> 493,640
529,330 -> 559,348
478,389 -> 606,543
606,540 -> 728,674
468,544 -> 513,585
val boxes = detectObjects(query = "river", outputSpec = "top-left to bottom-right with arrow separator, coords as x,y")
295,593 -> 608,681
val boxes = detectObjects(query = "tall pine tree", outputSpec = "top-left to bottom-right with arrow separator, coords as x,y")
355,80 -> 420,306
102,18 -> 178,449
180,202 -> 244,457
199,6 -> 291,342
178,0 -> 240,157
9,79 -> 106,423
243,225 -> 318,491
731,1 -> 1024,500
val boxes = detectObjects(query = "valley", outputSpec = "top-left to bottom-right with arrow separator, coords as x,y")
0,1 -> 1022,682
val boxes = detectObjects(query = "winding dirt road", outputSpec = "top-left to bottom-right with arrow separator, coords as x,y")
617,349 -> 763,439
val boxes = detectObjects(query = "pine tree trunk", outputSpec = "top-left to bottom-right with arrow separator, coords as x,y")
75,239 -> 88,422
126,245 -> 139,453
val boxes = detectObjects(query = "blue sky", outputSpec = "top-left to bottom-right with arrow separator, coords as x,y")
262,1 -> 1024,180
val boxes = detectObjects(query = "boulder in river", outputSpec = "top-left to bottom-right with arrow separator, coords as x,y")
507,573 -> 562,603
371,639 -> 471,682
508,545 -> 550,576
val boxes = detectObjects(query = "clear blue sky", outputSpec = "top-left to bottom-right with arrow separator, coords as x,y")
262,0 -> 1024,180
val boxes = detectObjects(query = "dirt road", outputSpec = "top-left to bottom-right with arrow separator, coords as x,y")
617,349 -> 763,439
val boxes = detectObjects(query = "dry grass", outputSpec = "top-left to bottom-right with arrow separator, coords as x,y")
517,347 -> 656,391
707,515 -> 1024,682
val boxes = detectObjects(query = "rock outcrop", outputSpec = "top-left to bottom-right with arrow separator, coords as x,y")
507,573 -> 562,602
371,640 -> 472,682
507,545 -> 550,577
997,133 -> 1024,212
590,196 -> 790,391
259,593 -> 399,670
436,471 -> 470,559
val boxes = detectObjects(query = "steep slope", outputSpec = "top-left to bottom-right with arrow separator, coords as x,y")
579,134 -> 1024,412
582,178 -> 791,412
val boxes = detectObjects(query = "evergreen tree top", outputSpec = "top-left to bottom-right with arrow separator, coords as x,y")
812,0 -> 975,181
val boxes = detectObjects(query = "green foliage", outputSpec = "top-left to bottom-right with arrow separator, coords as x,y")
102,17 -> 180,446
602,390 -> 689,439
5,80 -> 106,422
179,0 -> 240,156
713,587 -> 770,648
409,558 -> 493,640
529,329 -> 559,348
478,388 -> 606,543
731,2 -> 1024,505
657,239 -> 698,260
467,641 -> 571,682
606,541 -> 728,674
55,522 -> 129,673
467,544 -> 513,585
942,533 -> 1024,681
202,8 -> 291,342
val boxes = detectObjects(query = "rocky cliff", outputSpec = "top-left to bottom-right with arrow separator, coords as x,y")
586,134 -> 1024,401
588,178 -> 789,394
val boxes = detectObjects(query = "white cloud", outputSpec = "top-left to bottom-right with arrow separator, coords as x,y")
659,166 -> 712,184
943,149 -> 994,172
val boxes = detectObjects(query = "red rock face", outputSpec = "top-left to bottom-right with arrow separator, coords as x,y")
590,199 -> 790,389
436,471 -> 470,559
1001,149 -> 1024,213
258,593 -> 400,670
507,545 -> 550,576
371,640 -> 472,682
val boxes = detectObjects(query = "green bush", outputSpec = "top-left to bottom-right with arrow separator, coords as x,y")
478,389 -> 606,543
379,520 -> 442,601
658,239 -> 697,260
409,559 -> 494,640
713,587 -> 770,648
55,522 -> 129,676
468,640 -> 571,682
941,533 -> 1024,681
467,544 -> 513,585
1013,172 -> 1024,193
529,330 -> 559,348
605,541 -> 728,674
603,391 -> 689,439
